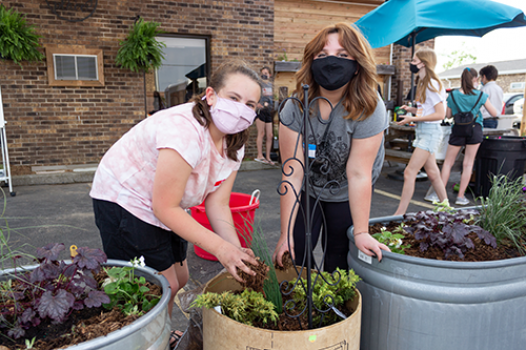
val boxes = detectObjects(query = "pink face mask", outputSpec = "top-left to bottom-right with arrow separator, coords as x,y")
207,95 -> 257,134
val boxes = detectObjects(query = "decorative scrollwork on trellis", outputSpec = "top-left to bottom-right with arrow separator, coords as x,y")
277,85 -> 345,329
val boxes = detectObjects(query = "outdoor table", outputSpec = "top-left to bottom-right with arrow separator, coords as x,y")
384,123 -> 514,165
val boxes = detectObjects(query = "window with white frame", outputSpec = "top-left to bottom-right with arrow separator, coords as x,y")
45,45 -> 104,86
54,54 -> 98,81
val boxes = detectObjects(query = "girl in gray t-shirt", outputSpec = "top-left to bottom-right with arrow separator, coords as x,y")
273,23 -> 390,272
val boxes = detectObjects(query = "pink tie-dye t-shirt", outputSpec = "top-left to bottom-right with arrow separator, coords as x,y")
90,102 -> 243,230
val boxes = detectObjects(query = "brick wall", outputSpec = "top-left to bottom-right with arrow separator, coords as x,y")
0,0 -> 274,173
441,73 -> 526,93
390,39 -> 435,105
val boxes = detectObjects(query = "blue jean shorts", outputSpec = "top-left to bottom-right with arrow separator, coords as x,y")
412,122 -> 443,154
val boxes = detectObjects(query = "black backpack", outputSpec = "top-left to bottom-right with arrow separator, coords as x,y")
449,90 -> 483,138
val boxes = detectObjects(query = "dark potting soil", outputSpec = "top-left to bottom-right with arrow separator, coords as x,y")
252,293 -> 356,331
370,222 -> 523,261
0,274 -> 162,350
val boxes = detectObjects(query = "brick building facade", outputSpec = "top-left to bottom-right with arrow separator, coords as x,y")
2,0 -> 424,174
1,0 -> 274,174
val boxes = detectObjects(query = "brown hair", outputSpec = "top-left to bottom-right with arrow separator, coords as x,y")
414,47 -> 443,104
479,65 -> 498,81
294,22 -> 379,120
460,67 -> 478,95
191,60 -> 262,161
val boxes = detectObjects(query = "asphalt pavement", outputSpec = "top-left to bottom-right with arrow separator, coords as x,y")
1,160 -> 464,336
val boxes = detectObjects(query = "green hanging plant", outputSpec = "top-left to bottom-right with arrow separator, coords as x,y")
115,18 -> 166,73
0,5 -> 44,65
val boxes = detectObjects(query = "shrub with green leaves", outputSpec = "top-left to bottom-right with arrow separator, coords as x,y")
115,18 -> 165,73
0,5 -> 44,65
290,268 -> 360,326
192,289 -> 279,326
102,257 -> 160,316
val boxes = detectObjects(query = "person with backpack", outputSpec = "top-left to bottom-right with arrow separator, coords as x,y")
393,47 -> 449,216
439,67 -> 498,206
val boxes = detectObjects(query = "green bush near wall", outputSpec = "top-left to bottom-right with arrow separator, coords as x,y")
0,5 -> 44,65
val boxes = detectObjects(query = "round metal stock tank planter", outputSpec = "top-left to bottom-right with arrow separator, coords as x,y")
348,215 -> 526,350
1,259 -> 172,350
201,269 -> 362,350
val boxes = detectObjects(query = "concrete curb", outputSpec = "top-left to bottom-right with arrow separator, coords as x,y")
10,161 -> 280,187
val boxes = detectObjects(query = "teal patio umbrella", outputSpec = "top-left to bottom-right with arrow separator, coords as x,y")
354,0 -> 526,99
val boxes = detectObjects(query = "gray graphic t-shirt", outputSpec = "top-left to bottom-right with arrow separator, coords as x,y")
280,95 -> 388,202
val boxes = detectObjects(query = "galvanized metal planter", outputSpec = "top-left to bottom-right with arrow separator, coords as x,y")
1,259 -> 171,350
347,214 -> 526,350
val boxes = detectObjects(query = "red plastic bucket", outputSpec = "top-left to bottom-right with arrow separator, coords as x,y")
190,191 -> 260,261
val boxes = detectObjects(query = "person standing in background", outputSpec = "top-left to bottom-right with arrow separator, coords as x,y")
440,68 -> 498,206
479,65 -> 504,129
393,47 -> 449,216
254,66 -> 276,165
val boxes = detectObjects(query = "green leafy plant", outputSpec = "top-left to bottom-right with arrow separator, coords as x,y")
192,289 -> 279,326
0,4 -> 44,65
276,49 -> 288,62
372,225 -> 411,254
290,268 -> 360,326
115,18 -> 166,73
476,174 -> 526,255
102,256 -> 160,316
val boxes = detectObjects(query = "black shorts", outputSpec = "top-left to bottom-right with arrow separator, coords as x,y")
448,123 -> 483,146
257,107 -> 273,123
92,199 -> 187,272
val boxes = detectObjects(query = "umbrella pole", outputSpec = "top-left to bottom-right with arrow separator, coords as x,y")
410,33 -> 416,102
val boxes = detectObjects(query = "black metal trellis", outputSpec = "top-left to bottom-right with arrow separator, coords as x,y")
277,85 -> 345,329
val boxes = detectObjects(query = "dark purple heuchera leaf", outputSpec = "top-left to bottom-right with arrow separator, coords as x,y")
19,307 -> 36,324
38,289 -> 75,322
72,300 -> 85,310
36,243 -> 65,262
73,247 -> 107,271
62,263 -> 78,278
472,226 -> 497,248
82,274 -> 99,290
7,325 -> 26,340
29,266 -> 46,283
84,290 -> 111,308
403,209 -> 497,260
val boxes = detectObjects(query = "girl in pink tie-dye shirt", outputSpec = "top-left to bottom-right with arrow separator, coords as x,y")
90,61 -> 261,323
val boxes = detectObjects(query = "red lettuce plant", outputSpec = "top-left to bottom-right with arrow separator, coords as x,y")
403,209 -> 497,259
1,243 -> 109,339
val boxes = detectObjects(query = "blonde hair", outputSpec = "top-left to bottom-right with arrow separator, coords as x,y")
414,47 -> 443,104
294,22 -> 379,120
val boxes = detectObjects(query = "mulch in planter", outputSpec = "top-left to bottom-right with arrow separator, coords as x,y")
0,272 -> 162,350
370,222 -> 523,261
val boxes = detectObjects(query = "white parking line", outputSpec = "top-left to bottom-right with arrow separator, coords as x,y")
373,188 -> 436,210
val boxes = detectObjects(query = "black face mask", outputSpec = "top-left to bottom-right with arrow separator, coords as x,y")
261,74 -> 269,80
409,63 -> 420,74
311,56 -> 358,91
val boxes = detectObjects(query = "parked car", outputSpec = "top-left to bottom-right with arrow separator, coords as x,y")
502,93 -> 523,115
512,98 -> 524,129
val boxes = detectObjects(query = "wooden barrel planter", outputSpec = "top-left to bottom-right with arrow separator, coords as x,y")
202,268 -> 362,350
